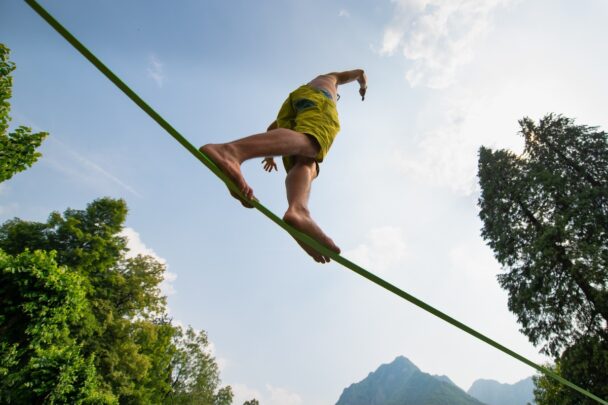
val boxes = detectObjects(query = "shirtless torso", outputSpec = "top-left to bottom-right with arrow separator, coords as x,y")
308,75 -> 339,101
309,70 -> 367,102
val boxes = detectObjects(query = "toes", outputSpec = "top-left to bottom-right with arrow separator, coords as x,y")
229,189 -> 254,208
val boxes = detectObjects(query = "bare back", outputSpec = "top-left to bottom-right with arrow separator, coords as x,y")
308,75 -> 339,101
308,69 -> 367,102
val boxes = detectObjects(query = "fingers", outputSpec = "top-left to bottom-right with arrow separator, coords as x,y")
262,163 -> 277,172
359,87 -> 367,101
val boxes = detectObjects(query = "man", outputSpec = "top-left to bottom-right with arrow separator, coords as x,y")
201,69 -> 367,263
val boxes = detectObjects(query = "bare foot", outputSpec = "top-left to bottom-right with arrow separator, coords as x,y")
200,144 -> 254,208
284,209 -> 340,263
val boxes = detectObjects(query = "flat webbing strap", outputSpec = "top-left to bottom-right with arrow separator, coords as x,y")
24,1 -> 607,403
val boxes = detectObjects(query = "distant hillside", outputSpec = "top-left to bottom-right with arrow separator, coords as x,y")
467,377 -> 535,405
335,356 -> 487,405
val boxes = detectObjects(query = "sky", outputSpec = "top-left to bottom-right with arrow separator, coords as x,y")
2,1 -> 608,404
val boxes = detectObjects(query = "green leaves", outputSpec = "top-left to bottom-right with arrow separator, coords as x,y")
534,336 -> 608,405
478,114 -> 608,356
0,198 -> 232,403
0,248 -> 114,404
478,114 -> 608,404
0,44 -> 48,183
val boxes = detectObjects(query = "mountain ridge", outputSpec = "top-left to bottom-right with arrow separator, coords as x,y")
335,356 -> 487,405
467,377 -> 535,405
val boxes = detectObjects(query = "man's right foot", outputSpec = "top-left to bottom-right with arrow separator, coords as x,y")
283,209 -> 340,263
199,144 -> 254,208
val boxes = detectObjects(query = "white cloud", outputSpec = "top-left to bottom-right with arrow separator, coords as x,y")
344,226 -> 408,273
393,91 -> 484,194
46,136 -> 141,197
205,339 -> 230,373
231,383 -> 303,405
449,241 -> 501,284
338,9 -> 351,18
147,54 -> 165,88
380,27 -> 403,56
380,0 -> 514,88
266,384 -> 303,405
120,227 -> 177,296
393,63 -> 583,195
232,384 -> 263,405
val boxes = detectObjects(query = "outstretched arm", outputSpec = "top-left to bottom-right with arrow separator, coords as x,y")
326,69 -> 368,100
328,69 -> 367,86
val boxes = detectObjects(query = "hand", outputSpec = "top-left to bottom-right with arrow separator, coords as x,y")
262,157 -> 277,172
359,86 -> 367,101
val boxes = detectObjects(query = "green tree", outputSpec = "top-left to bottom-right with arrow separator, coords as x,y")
167,326 -> 233,405
534,336 -> 608,405
0,198 -> 233,404
243,400 -> 260,405
0,43 -> 47,183
478,114 -> 608,402
0,248 -> 115,403
533,363 -> 568,405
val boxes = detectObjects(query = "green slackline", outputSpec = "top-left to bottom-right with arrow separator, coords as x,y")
24,1 -> 607,403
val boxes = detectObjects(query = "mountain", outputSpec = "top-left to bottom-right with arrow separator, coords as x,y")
467,377 -> 535,405
335,356 -> 487,405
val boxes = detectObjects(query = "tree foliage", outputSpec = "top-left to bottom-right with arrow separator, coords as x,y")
478,114 -> 608,402
0,248 -> 115,404
0,43 -> 47,183
168,326 -> 233,405
478,114 -> 608,356
0,198 -> 232,403
534,336 -> 608,405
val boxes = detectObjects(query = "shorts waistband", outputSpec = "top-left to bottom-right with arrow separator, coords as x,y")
306,85 -> 334,101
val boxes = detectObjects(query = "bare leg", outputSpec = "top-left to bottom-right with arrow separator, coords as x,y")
283,157 -> 340,263
200,128 -> 318,207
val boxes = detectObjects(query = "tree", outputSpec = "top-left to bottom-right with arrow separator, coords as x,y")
0,198 -> 233,404
167,326 -> 233,405
533,363 -> 569,405
0,248 -> 115,403
0,43 -> 47,183
478,114 -> 608,402
534,336 -> 608,405
243,400 -> 260,405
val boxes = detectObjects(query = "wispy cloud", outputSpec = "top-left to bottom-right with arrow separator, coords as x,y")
266,384 -> 303,405
147,54 -> 165,88
379,0 -> 514,88
338,9 -> 351,18
393,92 -> 483,194
46,136 -> 142,197
120,227 -> 177,296
232,383 -> 303,405
344,226 -> 408,274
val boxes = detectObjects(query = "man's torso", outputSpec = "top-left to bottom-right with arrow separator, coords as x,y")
307,75 -> 338,102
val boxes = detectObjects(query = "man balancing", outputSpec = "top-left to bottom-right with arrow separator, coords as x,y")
200,69 -> 368,263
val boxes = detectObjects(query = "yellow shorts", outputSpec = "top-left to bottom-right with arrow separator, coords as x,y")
275,84 -> 340,173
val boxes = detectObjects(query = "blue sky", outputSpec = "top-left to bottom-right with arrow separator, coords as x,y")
2,1 -> 608,404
